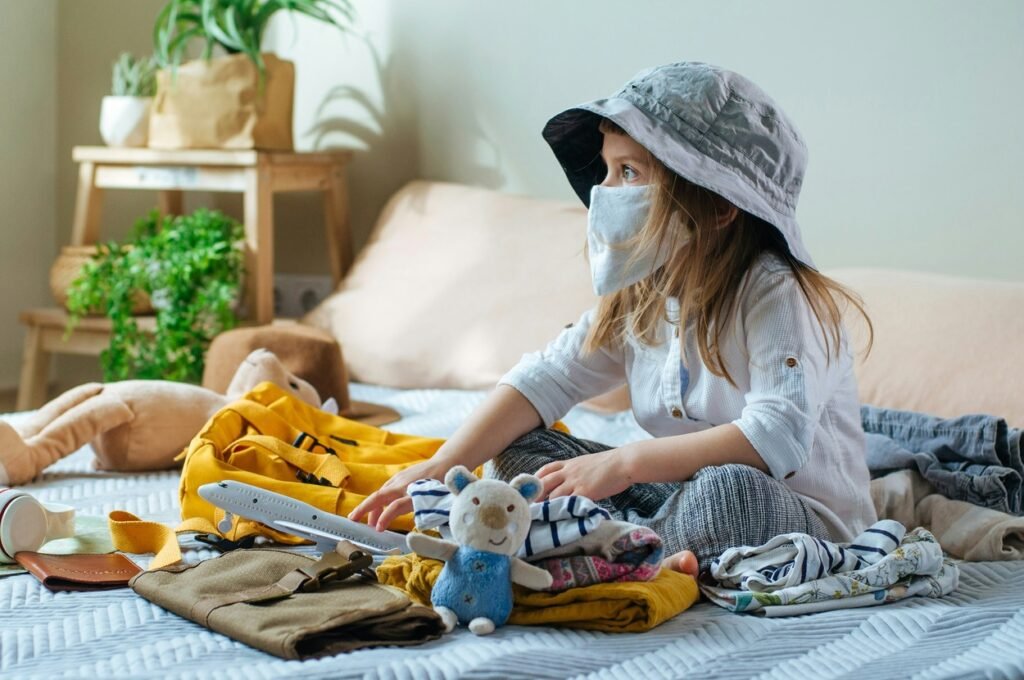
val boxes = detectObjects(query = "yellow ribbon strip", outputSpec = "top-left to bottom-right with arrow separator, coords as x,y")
108,511 -> 182,570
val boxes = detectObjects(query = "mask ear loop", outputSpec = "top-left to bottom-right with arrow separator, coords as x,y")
0,488 -> 76,563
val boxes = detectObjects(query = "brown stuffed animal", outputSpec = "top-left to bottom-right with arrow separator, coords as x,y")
0,349 -> 321,486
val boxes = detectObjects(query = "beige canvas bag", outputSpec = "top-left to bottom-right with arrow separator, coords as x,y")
130,543 -> 444,659
149,52 -> 294,150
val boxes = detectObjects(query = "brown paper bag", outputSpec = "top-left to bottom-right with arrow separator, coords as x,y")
149,52 -> 294,150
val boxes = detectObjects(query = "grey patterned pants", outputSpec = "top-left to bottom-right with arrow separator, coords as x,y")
489,427 -> 830,573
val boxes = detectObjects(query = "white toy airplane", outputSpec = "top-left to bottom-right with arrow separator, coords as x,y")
198,480 -> 409,556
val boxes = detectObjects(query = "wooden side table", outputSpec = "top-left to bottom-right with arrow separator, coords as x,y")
16,146 -> 354,410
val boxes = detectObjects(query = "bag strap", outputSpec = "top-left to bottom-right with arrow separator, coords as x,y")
109,511 -> 183,570
226,434 -> 350,487
188,542 -> 373,626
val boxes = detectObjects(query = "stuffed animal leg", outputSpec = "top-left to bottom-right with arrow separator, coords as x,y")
0,349 -> 323,486
407,466 -> 552,636
10,383 -> 106,439
0,387 -> 134,485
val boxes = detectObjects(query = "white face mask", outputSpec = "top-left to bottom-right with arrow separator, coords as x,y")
586,184 -> 685,296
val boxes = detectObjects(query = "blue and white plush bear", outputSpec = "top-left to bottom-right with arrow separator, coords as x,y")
406,465 -> 553,635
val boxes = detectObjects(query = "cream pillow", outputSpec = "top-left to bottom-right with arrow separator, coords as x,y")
304,181 -> 600,392
829,268 -> 1024,427
588,269 -> 1024,424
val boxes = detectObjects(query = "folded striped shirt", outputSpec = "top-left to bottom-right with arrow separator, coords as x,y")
703,521 -> 958,616
711,519 -> 908,592
407,479 -> 610,559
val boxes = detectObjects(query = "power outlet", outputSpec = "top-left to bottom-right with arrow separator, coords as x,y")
274,273 -> 335,319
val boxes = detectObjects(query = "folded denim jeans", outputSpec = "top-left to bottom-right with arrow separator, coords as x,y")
862,405 -> 1024,514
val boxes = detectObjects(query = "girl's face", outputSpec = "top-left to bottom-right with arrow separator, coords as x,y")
599,131 -> 653,188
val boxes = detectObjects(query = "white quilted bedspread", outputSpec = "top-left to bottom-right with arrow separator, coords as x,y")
2,384 -> 1024,680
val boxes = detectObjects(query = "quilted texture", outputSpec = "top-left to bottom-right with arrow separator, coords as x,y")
3,386 -> 1024,679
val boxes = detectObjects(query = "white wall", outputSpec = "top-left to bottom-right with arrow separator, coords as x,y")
3,0 -> 1020,390
270,0 -> 1024,279
0,0 -> 57,388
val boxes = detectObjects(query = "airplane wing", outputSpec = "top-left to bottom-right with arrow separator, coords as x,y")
272,519 -> 408,556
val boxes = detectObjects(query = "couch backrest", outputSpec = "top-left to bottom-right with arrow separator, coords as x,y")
304,181 -> 597,391
306,181 -> 1024,427
827,268 -> 1024,427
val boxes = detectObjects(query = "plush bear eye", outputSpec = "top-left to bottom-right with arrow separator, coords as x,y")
472,497 -> 480,505
506,504 -> 514,512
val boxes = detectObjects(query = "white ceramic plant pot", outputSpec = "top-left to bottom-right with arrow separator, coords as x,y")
99,95 -> 152,147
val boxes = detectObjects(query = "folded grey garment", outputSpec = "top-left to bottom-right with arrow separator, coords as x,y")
871,470 -> 1024,561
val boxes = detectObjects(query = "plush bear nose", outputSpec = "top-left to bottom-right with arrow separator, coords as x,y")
479,504 -> 508,530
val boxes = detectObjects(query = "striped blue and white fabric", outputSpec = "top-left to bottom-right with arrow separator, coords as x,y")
407,479 -> 611,559
703,520 -> 959,616
711,519 -> 908,592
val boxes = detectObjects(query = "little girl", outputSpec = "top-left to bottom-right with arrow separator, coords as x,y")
351,61 -> 877,576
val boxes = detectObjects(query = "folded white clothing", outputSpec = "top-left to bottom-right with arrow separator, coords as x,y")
407,479 -> 610,559
712,519 -> 907,592
702,521 -> 959,616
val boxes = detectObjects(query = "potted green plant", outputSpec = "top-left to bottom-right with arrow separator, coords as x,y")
149,0 -> 354,150
65,208 -> 245,383
100,53 -> 158,147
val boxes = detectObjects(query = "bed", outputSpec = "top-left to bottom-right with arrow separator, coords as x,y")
3,381 -> 1024,680
7,181 -> 1024,679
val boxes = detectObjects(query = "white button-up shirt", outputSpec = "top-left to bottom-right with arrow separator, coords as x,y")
499,254 -> 877,541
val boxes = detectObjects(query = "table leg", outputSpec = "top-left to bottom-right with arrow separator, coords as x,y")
71,162 -> 104,246
157,190 -> 184,218
16,325 -> 50,411
323,164 -> 353,286
243,165 -> 274,324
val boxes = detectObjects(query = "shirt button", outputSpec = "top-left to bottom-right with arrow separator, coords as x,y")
673,327 -> 680,338
785,357 -> 798,368
671,407 -> 682,418
785,471 -> 796,479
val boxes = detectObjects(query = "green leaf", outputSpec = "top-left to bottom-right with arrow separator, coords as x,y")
65,207 -> 244,383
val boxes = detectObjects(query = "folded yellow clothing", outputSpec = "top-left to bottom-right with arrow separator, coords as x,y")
377,552 -> 699,633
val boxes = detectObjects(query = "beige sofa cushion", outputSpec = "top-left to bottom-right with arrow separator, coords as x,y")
829,268 -> 1024,427
304,180 -> 599,391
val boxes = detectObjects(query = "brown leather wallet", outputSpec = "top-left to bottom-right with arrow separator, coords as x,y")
15,552 -> 142,592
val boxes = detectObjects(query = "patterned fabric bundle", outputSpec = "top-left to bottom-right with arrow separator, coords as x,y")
536,522 -> 663,592
408,479 -> 610,558
702,520 -> 959,617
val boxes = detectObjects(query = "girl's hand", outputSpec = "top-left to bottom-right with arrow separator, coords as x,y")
348,458 -> 450,531
536,448 -> 633,501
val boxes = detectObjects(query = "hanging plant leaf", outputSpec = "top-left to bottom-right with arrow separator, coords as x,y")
65,209 -> 245,384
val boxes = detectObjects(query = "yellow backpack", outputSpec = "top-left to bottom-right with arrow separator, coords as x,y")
175,381 -> 445,543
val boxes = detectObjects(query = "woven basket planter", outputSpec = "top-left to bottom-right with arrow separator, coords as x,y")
49,246 -> 153,314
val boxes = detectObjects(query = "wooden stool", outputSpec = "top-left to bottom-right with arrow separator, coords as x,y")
16,309 -> 157,410
17,146 -> 354,410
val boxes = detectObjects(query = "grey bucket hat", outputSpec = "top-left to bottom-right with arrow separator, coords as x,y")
543,61 -> 814,267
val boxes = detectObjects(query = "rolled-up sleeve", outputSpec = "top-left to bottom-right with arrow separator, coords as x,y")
732,272 -> 830,481
498,307 -> 626,427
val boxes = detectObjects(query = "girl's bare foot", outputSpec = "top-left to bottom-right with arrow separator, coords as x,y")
662,549 -> 699,578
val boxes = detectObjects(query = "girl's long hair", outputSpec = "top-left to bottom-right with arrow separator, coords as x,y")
585,120 -> 872,384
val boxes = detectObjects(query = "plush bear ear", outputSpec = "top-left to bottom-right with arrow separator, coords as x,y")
445,465 -> 478,495
510,474 -> 542,503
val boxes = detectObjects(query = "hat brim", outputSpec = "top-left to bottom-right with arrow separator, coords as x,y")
542,98 -> 815,268
340,400 -> 402,428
